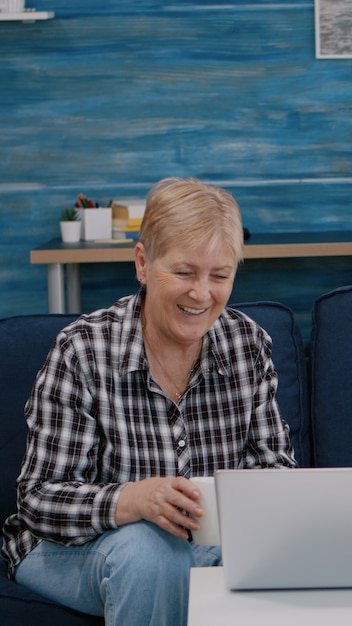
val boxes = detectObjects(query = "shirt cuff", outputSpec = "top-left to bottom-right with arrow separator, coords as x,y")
91,483 -> 128,534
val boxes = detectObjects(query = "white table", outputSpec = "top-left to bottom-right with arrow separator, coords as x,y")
187,567 -> 352,626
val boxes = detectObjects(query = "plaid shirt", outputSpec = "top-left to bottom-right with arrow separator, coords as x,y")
2,290 -> 296,576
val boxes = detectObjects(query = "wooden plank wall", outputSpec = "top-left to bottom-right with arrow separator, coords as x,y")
1,0 -> 351,342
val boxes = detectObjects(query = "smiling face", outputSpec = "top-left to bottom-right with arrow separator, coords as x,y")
135,239 -> 236,349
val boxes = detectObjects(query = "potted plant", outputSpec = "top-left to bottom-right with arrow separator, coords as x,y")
60,207 -> 81,243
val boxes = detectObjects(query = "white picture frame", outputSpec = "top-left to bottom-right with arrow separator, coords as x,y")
315,0 -> 352,58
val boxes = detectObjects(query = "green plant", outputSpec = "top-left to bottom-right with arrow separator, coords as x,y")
60,207 -> 81,222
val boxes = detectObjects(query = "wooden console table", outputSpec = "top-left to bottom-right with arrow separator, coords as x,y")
30,231 -> 352,314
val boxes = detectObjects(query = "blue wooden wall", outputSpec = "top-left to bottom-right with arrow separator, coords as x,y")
1,0 -> 351,342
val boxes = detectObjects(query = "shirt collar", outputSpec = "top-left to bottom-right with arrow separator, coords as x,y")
114,289 -> 148,376
206,314 -> 233,377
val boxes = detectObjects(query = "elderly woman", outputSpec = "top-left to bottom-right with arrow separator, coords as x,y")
2,177 -> 296,625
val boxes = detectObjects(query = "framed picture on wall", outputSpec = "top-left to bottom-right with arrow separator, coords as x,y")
315,0 -> 352,58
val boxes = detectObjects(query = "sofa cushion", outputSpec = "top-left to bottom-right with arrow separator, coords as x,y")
310,286 -> 352,467
0,315 -> 105,625
0,315 -> 78,530
232,302 -> 310,467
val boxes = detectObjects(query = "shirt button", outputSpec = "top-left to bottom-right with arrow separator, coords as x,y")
178,439 -> 186,448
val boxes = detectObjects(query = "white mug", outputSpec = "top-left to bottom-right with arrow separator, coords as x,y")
191,476 -> 220,546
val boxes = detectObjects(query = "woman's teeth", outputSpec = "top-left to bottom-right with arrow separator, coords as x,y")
178,305 -> 205,315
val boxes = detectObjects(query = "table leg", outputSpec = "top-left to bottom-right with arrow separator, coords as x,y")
47,263 -> 65,313
66,263 -> 82,313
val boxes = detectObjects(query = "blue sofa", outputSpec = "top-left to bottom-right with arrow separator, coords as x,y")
310,285 -> 352,467
0,287 -> 350,624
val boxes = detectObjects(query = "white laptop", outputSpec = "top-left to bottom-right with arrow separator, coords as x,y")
215,468 -> 352,591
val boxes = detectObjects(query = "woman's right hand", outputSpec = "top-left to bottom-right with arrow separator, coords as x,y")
115,476 -> 204,539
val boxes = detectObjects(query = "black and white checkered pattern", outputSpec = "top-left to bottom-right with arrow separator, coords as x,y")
2,290 -> 296,576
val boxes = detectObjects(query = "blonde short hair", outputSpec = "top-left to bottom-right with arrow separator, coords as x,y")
139,177 -> 244,265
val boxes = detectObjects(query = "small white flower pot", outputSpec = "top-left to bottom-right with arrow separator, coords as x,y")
60,221 -> 81,243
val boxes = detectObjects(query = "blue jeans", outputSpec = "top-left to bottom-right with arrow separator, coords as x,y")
15,521 -> 222,626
